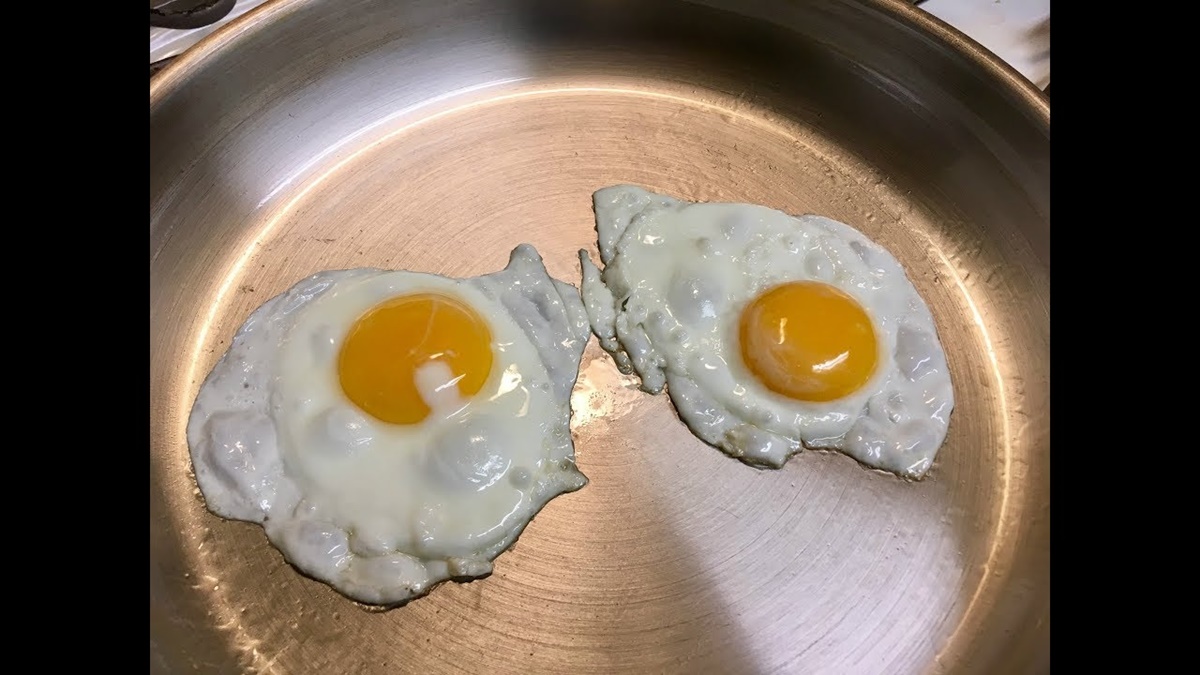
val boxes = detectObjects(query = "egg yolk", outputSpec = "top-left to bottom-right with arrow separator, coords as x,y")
738,281 -> 878,402
338,293 -> 494,425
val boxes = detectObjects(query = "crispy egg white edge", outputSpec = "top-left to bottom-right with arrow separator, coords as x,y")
578,185 -> 955,479
185,244 -> 591,606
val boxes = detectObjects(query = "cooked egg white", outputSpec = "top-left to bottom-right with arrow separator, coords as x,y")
187,245 -> 590,605
579,186 -> 954,478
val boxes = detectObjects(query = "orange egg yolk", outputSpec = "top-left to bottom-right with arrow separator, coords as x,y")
738,281 -> 878,402
338,293 -> 494,425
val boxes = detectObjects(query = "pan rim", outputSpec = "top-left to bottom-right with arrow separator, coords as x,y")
148,0 -> 1049,129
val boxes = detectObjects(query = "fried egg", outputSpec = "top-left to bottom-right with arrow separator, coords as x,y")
187,245 -> 590,605
578,186 -> 954,478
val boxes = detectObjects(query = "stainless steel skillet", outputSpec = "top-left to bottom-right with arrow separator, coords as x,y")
150,1 -> 1050,672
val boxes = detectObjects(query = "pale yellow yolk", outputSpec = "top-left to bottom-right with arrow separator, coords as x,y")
738,281 -> 878,402
338,293 -> 494,425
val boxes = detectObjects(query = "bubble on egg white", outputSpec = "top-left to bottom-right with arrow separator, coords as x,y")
348,554 -> 430,597
194,410 -> 281,522
781,232 -> 805,254
275,520 -> 353,579
308,406 -> 374,456
721,213 -> 755,244
894,323 -> 939,382
744,242 -> 771,266
804,249 -> 835,282
427,416 -> 514,491
668,276 -> 720,325
883,391 -> 909,424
